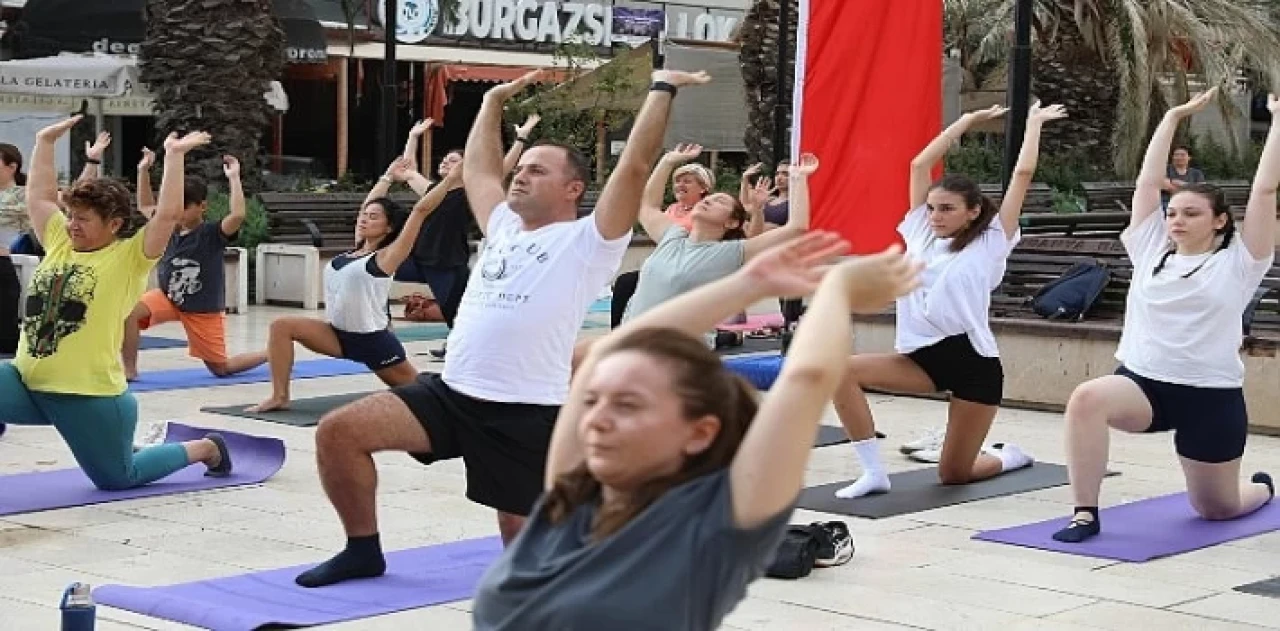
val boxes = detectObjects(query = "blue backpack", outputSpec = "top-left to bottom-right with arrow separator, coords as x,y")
1029,260 -> 1112,321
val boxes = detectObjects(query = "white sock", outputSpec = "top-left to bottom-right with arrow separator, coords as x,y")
836,438 -> 891,498
990,442 -> 1034,472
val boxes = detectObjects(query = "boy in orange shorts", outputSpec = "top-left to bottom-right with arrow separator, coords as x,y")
122,152 -> 265,380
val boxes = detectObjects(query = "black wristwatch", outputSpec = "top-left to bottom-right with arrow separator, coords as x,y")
650,81 -> 678,96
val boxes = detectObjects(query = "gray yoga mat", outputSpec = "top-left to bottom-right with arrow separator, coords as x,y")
797,463 -> 1077,519
1235,577 -> 1280,598
813,425 -> 850,448
201,392 -> 374,427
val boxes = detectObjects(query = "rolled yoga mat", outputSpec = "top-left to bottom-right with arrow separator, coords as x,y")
0,423 -> 285,517
139,336 -> 189,350
94,536 -> 503,630
202,391 -> 375,427
974,492 -> 1280,562
797,463 -> 1078,520
129,358 -> 368,393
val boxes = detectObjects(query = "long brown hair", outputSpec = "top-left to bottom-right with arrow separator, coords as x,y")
933,173 -> 998,252
0,143 -> 26,186
544,327 -> 759,540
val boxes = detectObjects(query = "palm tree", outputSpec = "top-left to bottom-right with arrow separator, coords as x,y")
953,0 -> 1280,177
737,0 -> 796,168
139,0 -> 285,186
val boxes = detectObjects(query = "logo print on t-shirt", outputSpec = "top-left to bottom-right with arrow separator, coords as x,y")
165,257 -> 204,306
21,262 -> 96,358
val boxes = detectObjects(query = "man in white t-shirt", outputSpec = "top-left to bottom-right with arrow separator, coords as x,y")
295,67 -> 713,588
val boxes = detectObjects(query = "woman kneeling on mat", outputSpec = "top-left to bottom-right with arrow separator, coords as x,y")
830,101 -> 1068,499
471,233 -> 922,630
248,157 -> 460,413
0,116 -> 231,488
1053,89 -> 1277,543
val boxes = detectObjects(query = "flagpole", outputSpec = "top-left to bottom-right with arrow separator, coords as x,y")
772,0 -> 790,167
1002,0 -> 1033,189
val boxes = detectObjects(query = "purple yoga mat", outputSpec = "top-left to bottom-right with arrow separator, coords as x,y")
95,536 -> 503,630
0,423 -> 285,517
974,492 -> 1280,562
129,358 -> 367,393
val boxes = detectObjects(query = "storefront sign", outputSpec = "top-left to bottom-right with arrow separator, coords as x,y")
382,0 -> 739,46
0,92 -> 154,116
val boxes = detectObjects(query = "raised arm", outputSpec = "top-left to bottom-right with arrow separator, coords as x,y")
76,131 -> 111,183
219,156 -> 247,238
465,72 -> 542,235
638,144 -> 701,239
1242,94 -> 1280,260
740,163 -> 767,238
145,131 -> 212,259
363,157 -> 408,208
1133,88 -> 1218,229
998,102 -> 1068,237
503,114 -> 541,175
594,69 -> 711,240
136,147 -> 157,219
545,232 -> 851,490
910,105 -> 1007,208
375,164 -> 463,275
743,153 -> 816,259
26,115 -> 83,244
730,242 -> 922,527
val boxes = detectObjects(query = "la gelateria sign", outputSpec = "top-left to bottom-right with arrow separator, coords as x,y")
380,0 -> 739,46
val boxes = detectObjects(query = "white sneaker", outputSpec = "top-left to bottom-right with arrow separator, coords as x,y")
907,447 -> 942,463
986,442 -> 1035,472
900,428 -> 945,455
133,422 -> 167,451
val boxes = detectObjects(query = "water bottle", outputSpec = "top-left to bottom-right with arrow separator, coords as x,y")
60,582 -> 95,631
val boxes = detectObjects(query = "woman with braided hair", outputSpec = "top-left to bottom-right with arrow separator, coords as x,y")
1053,88 -> 1278,543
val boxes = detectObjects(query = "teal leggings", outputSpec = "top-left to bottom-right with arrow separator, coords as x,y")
0,363 -> 190,490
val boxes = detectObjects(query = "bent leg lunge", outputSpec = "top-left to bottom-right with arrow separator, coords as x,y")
297,392 -> 432,588
833,353 -> 936,499
248,317 -> 342,413
1053,375 -> 1154,543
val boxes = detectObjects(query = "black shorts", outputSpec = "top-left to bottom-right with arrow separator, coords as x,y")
906,334 -> 1004,406
391,372 -> 559,515
331,326 -> 407,371
1115,365 -> 1248,464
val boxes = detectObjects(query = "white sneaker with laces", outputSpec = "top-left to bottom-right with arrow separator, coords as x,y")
900,427 -> 945,456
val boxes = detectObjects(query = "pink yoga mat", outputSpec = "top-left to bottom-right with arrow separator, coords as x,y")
716,314 -> 784,332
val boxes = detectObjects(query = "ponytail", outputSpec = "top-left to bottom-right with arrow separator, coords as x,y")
932,173 -> 998,252
14,171 -> 26,186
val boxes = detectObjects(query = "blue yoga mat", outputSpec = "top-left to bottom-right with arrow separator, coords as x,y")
589,297 -> 610,313
0,423 -> 285,517
140,336 -> 189,350
129,358 -> 368,393
724,354 -> 783,390
95,537 -> 502,630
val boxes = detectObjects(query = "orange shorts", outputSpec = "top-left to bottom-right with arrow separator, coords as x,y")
138,289 -> 228,364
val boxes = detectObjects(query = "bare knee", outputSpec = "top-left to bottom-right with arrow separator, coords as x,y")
268,318 -> 295,339
316,408 -> 367,456
1191,500 -> 1239,521
937,465 -> 973,486
1065,382 -> 1110,425
205,362 -> 231,377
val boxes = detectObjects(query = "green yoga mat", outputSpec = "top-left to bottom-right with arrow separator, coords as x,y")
201,392 -> 374,427
393,325 -> 451,342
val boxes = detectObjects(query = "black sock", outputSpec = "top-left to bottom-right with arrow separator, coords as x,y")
1253,472 -> 1275,499
295,534 -> 387,588
1051,506 -> 1100,543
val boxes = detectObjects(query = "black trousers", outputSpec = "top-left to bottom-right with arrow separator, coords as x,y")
611,270 -> 640,329
0,256 -> 20,355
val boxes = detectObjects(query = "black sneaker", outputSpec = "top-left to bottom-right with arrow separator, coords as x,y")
810,521 -> 854,567
204,433 -> 233,478
428,344 -> 447,360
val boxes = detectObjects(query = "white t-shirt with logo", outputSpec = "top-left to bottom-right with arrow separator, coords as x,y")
443,203 -> 630,405
894,204 -> 1020,357
1116,209 -> 1273,388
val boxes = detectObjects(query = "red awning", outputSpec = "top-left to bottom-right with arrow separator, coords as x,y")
424,63 -> 565,126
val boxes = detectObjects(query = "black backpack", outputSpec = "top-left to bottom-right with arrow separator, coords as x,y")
1028,260 -> 1112,321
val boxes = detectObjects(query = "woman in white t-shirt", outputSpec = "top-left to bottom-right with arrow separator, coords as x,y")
1052,89 -> 1277,543
830,101 -> 1068,499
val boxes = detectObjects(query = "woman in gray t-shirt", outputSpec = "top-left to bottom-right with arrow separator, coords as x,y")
471,231 -> 924,631
621,145 -> 817,324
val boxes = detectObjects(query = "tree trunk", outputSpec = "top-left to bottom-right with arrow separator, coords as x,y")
139,0 -> 285,191
1030,22 -> 1120,174
738,0 -> 798,168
